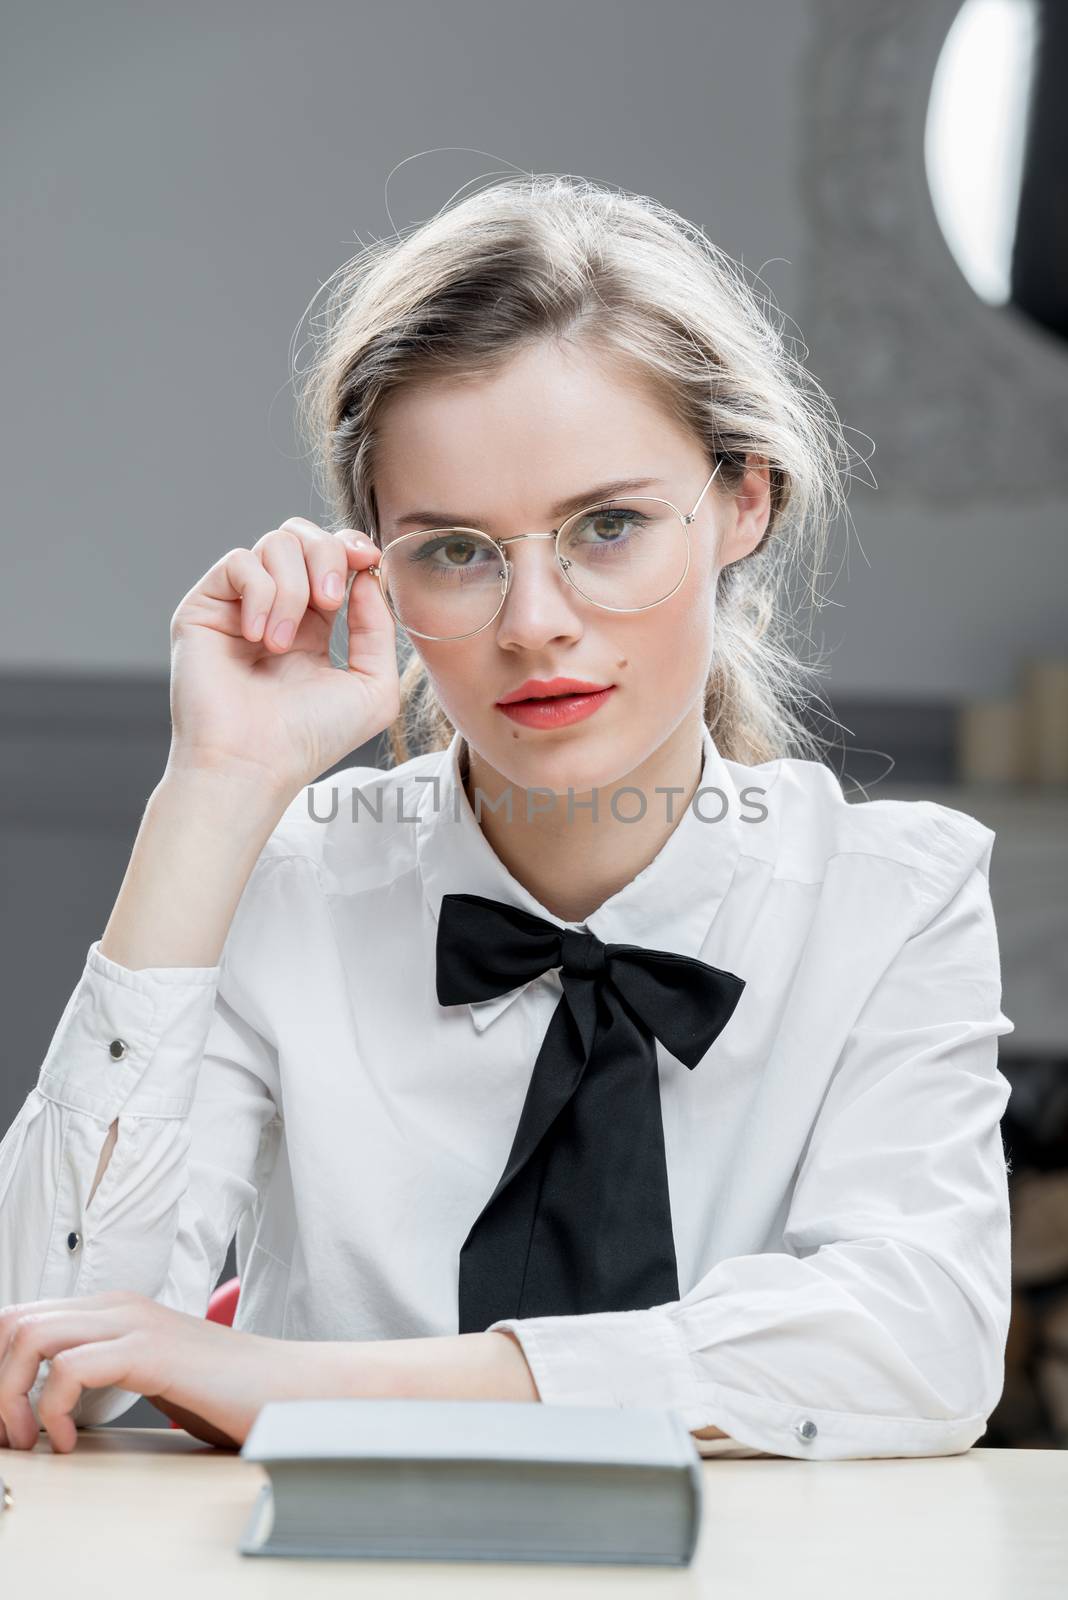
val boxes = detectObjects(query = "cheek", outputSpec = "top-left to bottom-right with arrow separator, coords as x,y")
635,569 -> 717,675
414,639 -> 486,718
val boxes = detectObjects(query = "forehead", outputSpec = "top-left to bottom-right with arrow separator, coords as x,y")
372,340 -> 689,513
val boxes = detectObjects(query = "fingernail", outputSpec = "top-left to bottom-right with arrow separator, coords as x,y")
323,572 -> 343,599
271,619 -> 295,648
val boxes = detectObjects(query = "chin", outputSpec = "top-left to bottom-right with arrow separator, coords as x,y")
479,725 -> 641,797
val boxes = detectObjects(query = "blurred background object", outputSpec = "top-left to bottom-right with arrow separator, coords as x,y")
957,656 -> 1068,788
1,0 -> 1065,1441
925,0 -> 1068,349
799,2 -> 1068,1443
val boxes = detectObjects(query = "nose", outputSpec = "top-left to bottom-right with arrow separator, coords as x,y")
492,533 -> 584,650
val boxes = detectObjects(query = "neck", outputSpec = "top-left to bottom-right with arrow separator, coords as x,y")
462,710 -> 706,924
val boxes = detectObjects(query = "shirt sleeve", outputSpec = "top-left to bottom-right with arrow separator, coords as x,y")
0,923 -> 281,1428
488,821 -> 1016,1461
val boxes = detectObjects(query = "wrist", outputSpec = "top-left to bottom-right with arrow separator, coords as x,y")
310,1331 -> 540,1404
154,759 -> 296,825
161,744 -> 297,791
490,1329 -> 541,1400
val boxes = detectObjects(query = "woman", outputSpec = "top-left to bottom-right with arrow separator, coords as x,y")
0,175 -> 1013,1457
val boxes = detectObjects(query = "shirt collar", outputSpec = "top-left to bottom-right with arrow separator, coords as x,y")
414,722 -> 743,1032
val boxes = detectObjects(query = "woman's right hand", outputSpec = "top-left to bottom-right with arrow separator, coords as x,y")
165,517 -> 400,796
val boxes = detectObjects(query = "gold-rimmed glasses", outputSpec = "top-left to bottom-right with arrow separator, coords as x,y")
364,459 -> 724,642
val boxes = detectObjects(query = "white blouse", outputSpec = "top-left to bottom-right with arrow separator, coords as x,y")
0,723 -> 1015,1461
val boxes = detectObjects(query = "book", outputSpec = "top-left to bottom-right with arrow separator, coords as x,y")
237,1396 -> 704,1566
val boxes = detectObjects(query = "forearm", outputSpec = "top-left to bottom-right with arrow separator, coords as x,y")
83,764 -> 291,1204
136,1327 -> 724,1451
315,1330 -> 541,1404
99,763 -> 292,971
310,1332 -> 727,1434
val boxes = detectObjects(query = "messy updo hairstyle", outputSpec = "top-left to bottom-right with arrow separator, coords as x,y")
295,172 -> 853,769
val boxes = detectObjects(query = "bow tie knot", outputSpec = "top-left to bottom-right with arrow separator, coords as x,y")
560,925 -> 608,980
435,889 -> 746,1331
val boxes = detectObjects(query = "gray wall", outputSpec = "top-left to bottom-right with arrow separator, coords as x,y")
5,2 -> 1062,689
3,0 -> 812,673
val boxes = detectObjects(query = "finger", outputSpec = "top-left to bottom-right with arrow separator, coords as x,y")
0,1289 -> 139,1358
0,1314 -> 56,1449
195,548 -> 277,643
0,1289 -> 133,1333
36,1333 -> 145,1455
276,517 -> 377,621
333,528 -> 379,567
0,1308 -> 132,1450
206,523 -> 378,653
258,518 -> 367,644
249,528 -> 314,651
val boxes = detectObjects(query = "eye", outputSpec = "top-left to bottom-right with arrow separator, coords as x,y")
567,506 -> 651,545
414,535 -> 496,568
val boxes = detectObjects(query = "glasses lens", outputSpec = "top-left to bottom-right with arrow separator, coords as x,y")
380,529 -> 507,638
378,500 -> 689,638
559,499 -> 688,609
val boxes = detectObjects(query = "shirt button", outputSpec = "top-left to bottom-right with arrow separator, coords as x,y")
108,1039 -> 129,1061
66,1231 -> 81,1252
794,1418 -> 818,1443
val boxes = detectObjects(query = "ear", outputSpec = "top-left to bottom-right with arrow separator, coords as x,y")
717,455 -> 772,569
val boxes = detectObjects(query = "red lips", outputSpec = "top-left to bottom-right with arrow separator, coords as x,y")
497,676 -> 610,705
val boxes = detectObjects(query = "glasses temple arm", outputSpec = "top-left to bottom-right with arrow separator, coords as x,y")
687,458 -> 724,522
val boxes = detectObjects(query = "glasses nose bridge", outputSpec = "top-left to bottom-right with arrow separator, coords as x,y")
494,529 -> 579,629
496,528 -> 570,584
497,530 -> 560,550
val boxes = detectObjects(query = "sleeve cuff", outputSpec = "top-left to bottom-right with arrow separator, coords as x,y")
36,939 -> 222,1121
486,1305 -> 696,1410
486,1307 -> 991,1461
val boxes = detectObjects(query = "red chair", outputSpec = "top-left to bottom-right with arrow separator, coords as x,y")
166,1276 -> 240,1429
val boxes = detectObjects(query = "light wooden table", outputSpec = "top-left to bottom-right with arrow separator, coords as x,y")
1,1429 -> 1065,1597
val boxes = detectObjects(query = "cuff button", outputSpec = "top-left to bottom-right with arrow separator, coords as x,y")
108,1039 -> 129,1061
794,1419 -> 818,1443
66,1231 -> 81,1252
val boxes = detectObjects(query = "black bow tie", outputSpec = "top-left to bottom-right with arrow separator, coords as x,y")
435,892 -> 746,1333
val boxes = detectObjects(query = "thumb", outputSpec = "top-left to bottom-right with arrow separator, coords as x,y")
343,544 -> 397,677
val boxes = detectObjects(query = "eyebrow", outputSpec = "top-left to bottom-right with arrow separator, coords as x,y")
391,476 -> 666,532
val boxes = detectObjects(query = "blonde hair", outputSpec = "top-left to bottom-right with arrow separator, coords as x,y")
295,173 -> 853,770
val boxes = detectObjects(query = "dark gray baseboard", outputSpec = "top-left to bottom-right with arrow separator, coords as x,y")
0,668 -> 957,825
795,694 -> 958,789
0,670 -> 387,833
